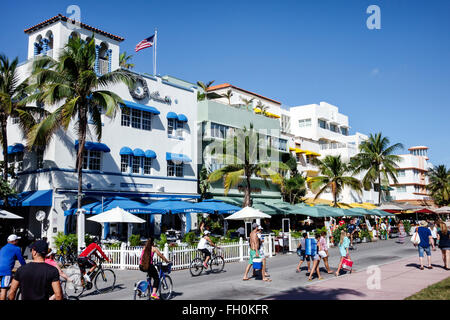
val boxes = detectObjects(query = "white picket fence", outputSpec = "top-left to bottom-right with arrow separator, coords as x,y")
101,234 -> 283,270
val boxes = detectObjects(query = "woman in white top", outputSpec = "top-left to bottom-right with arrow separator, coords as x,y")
197,230 -> 216,268
429,222 -> 438,245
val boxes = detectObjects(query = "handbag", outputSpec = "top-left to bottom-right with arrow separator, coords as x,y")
342,257 -> 353,271
410,232 -> 420,245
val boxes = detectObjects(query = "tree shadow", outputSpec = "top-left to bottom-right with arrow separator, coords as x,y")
263,286 -> 366,300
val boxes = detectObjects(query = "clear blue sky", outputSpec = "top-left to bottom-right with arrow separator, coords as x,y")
1,0 -> 449,166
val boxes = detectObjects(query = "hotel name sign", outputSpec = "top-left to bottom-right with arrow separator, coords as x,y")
130,76 -> 172,105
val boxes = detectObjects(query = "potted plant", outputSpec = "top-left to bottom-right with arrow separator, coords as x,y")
403,220 -> 411,235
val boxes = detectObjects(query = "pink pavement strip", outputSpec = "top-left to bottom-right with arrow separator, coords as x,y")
304,252 -> 450,300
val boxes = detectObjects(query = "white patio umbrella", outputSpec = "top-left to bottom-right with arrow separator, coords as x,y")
378,204 -> 404,211
435,206 -> 450,214
0,209 -> 23,219
225,206 -> 271,221
87,207 -> 146,244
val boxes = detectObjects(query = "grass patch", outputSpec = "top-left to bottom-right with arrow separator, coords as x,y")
405,277 -> 450,300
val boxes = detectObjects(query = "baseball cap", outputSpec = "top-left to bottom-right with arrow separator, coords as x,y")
257,225 -> 263,230
29,240 -> 49,255
7,234 -> 21,242
252,223 -> 259,229
203,230 -> 211,235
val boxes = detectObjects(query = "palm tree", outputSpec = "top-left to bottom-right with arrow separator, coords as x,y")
222,89 -> 233,105
119,52 -> 135,69
26,37 -> 134,209
283,174 -> 307,204
240,97 -> 254,112
308,155 -> 362,207
351,133 -> 403,205
0,54 -> 48,205
255,100 -> 269,116
426,165 -> 450,206
208,124 -> 288,207
196,80 -> 221,101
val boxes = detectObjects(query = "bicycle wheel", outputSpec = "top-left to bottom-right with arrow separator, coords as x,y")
64,273 -> 85,298
210,256 -> 225,273
189,258 -> 204,277
159,275 -> 173,300
94,269 -> 116,294
133,280 -> 150,300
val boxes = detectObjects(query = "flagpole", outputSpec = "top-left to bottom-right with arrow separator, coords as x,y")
154,29 -> 157,76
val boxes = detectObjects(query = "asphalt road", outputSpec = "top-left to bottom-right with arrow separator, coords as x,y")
73,238 -> 418,300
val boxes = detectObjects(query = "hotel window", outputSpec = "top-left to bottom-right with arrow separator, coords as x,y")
211,122 -> 228,139
397,186 -> 407,193
168,119 -> 175,135
132,156 -> 141,174
121,107 -> 130,127
296,153 -> 302,162
340,127 -> 348,136
279,139 -> 287,151
414,186 -> 421,193
318,119 -> 327,129
142,112 -> 152,131
397,170 -> 405,177
121,155 -> 130,173
143,158 -> 152,175
176,121 -> 184,138
131,109 -> 141,129
82,150 -> 101,171
167,160 -> 183,177
16,152 -> 24,172
298,119 -> 311,128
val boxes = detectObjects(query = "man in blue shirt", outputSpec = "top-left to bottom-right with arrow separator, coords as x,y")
0,234 -> 27,300
417,221 -> 436,270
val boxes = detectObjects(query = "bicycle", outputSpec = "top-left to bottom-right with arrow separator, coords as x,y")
64,258 -> 116,298
55,244 -> 77,267
133,262 -> 173,300
189,247 -> 225,277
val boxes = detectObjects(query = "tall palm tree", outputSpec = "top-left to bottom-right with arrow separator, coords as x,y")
119,52 -> 135,69
0,54 -> 48,205
255,100 -> 269,116
426,165 -> 450,206
283,174 -> 307,204
351,133 -> 403,205
308,155 -> 362,207
222,89 -> 233,105
240,97 -> 254,112
196,80 -> 221,101
208,124 -> 288,207
26,37 -> 134,209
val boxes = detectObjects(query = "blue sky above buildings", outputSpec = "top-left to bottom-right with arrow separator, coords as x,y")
1,0 -> 449,165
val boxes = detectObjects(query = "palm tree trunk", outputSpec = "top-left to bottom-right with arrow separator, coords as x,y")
76,110 -> 88,209
378,173 -> 382,205
243,168 -> 252,207
1,116 -> 9,206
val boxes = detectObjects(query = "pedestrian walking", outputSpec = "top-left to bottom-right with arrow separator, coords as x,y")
335,230 -> 351,276
45,248 -> 71,300
0,234 -> 27,300
436,221 -> 450,270
319,231 -> 332,273
398,221 -> 406,244
429,222 -> 438,246
256,226 -> 270,279
415,220 -> 436,270
308,234 -> 323,281
8,240 -> 62,300
243,223 -> 270,281
296,233 -> 311,274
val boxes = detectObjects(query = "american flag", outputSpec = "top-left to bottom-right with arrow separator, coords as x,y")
135,34 -> 155,52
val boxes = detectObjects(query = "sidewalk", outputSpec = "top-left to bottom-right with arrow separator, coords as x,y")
264,250 -> 449,300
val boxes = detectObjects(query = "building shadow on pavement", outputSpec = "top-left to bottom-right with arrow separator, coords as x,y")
263,286 -> 366,300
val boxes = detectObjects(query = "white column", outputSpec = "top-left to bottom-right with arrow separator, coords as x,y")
268,234 -> 273,258
163,243 -> 169,261
239,237 -> 243,262
76,209 -> 86,254
120,242 -> 126,270
288,232 -> 292,252
127,224 -> 132,246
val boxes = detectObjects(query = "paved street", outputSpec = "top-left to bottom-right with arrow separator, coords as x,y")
69,238 -> 444,300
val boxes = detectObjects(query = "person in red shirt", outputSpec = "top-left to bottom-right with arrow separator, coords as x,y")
77,238 -> 109,282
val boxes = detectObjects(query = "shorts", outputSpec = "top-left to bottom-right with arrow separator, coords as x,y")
0,275 -> 11,289
259,248 -> 265,259
249,249 -> 257,265
312,254 -> 320,261
439,247 -> 450,251
198,249 -> 211,260
299,250 -> 310,262
418,246 -> 431,258
77,256 -> 95,273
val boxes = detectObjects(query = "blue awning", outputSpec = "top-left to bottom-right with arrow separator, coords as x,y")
166,152 -> 192,163
133,148 -> 145,157
0,190 -> 53,207
194,199 -> 241,214
75,140 -> 111,153
146,199 -> 201,214
166,112 -> 178,119
119,147 -> 133,155
145,150 -> 157,159
177,114 -> 188,122
64,196 -> 156,216
121,100 -> 160,115
7,143 -> 24,154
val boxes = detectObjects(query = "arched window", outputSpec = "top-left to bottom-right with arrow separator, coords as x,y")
98,42 -> 109,75
69,31 -> 80,40
34,35 -> 43,56
44,31 -> 54,57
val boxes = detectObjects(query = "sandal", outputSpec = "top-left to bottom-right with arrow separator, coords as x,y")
242,278 -> 250,281
263,278 -> 272,282
428,266 -> 433,269
420,266 -> 424,270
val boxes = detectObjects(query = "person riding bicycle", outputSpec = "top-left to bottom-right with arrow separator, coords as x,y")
197,230 -> 217,269
0,235 -> 26,300
77,237 -> 109,284
139,238 -> 171,300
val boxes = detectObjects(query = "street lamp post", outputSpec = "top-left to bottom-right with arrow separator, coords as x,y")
76,208 -> 86,253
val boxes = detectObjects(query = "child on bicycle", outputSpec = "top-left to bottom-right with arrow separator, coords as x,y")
139,238 -> 171,300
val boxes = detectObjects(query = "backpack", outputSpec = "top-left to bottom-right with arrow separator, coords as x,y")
139,248 -> 150,272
